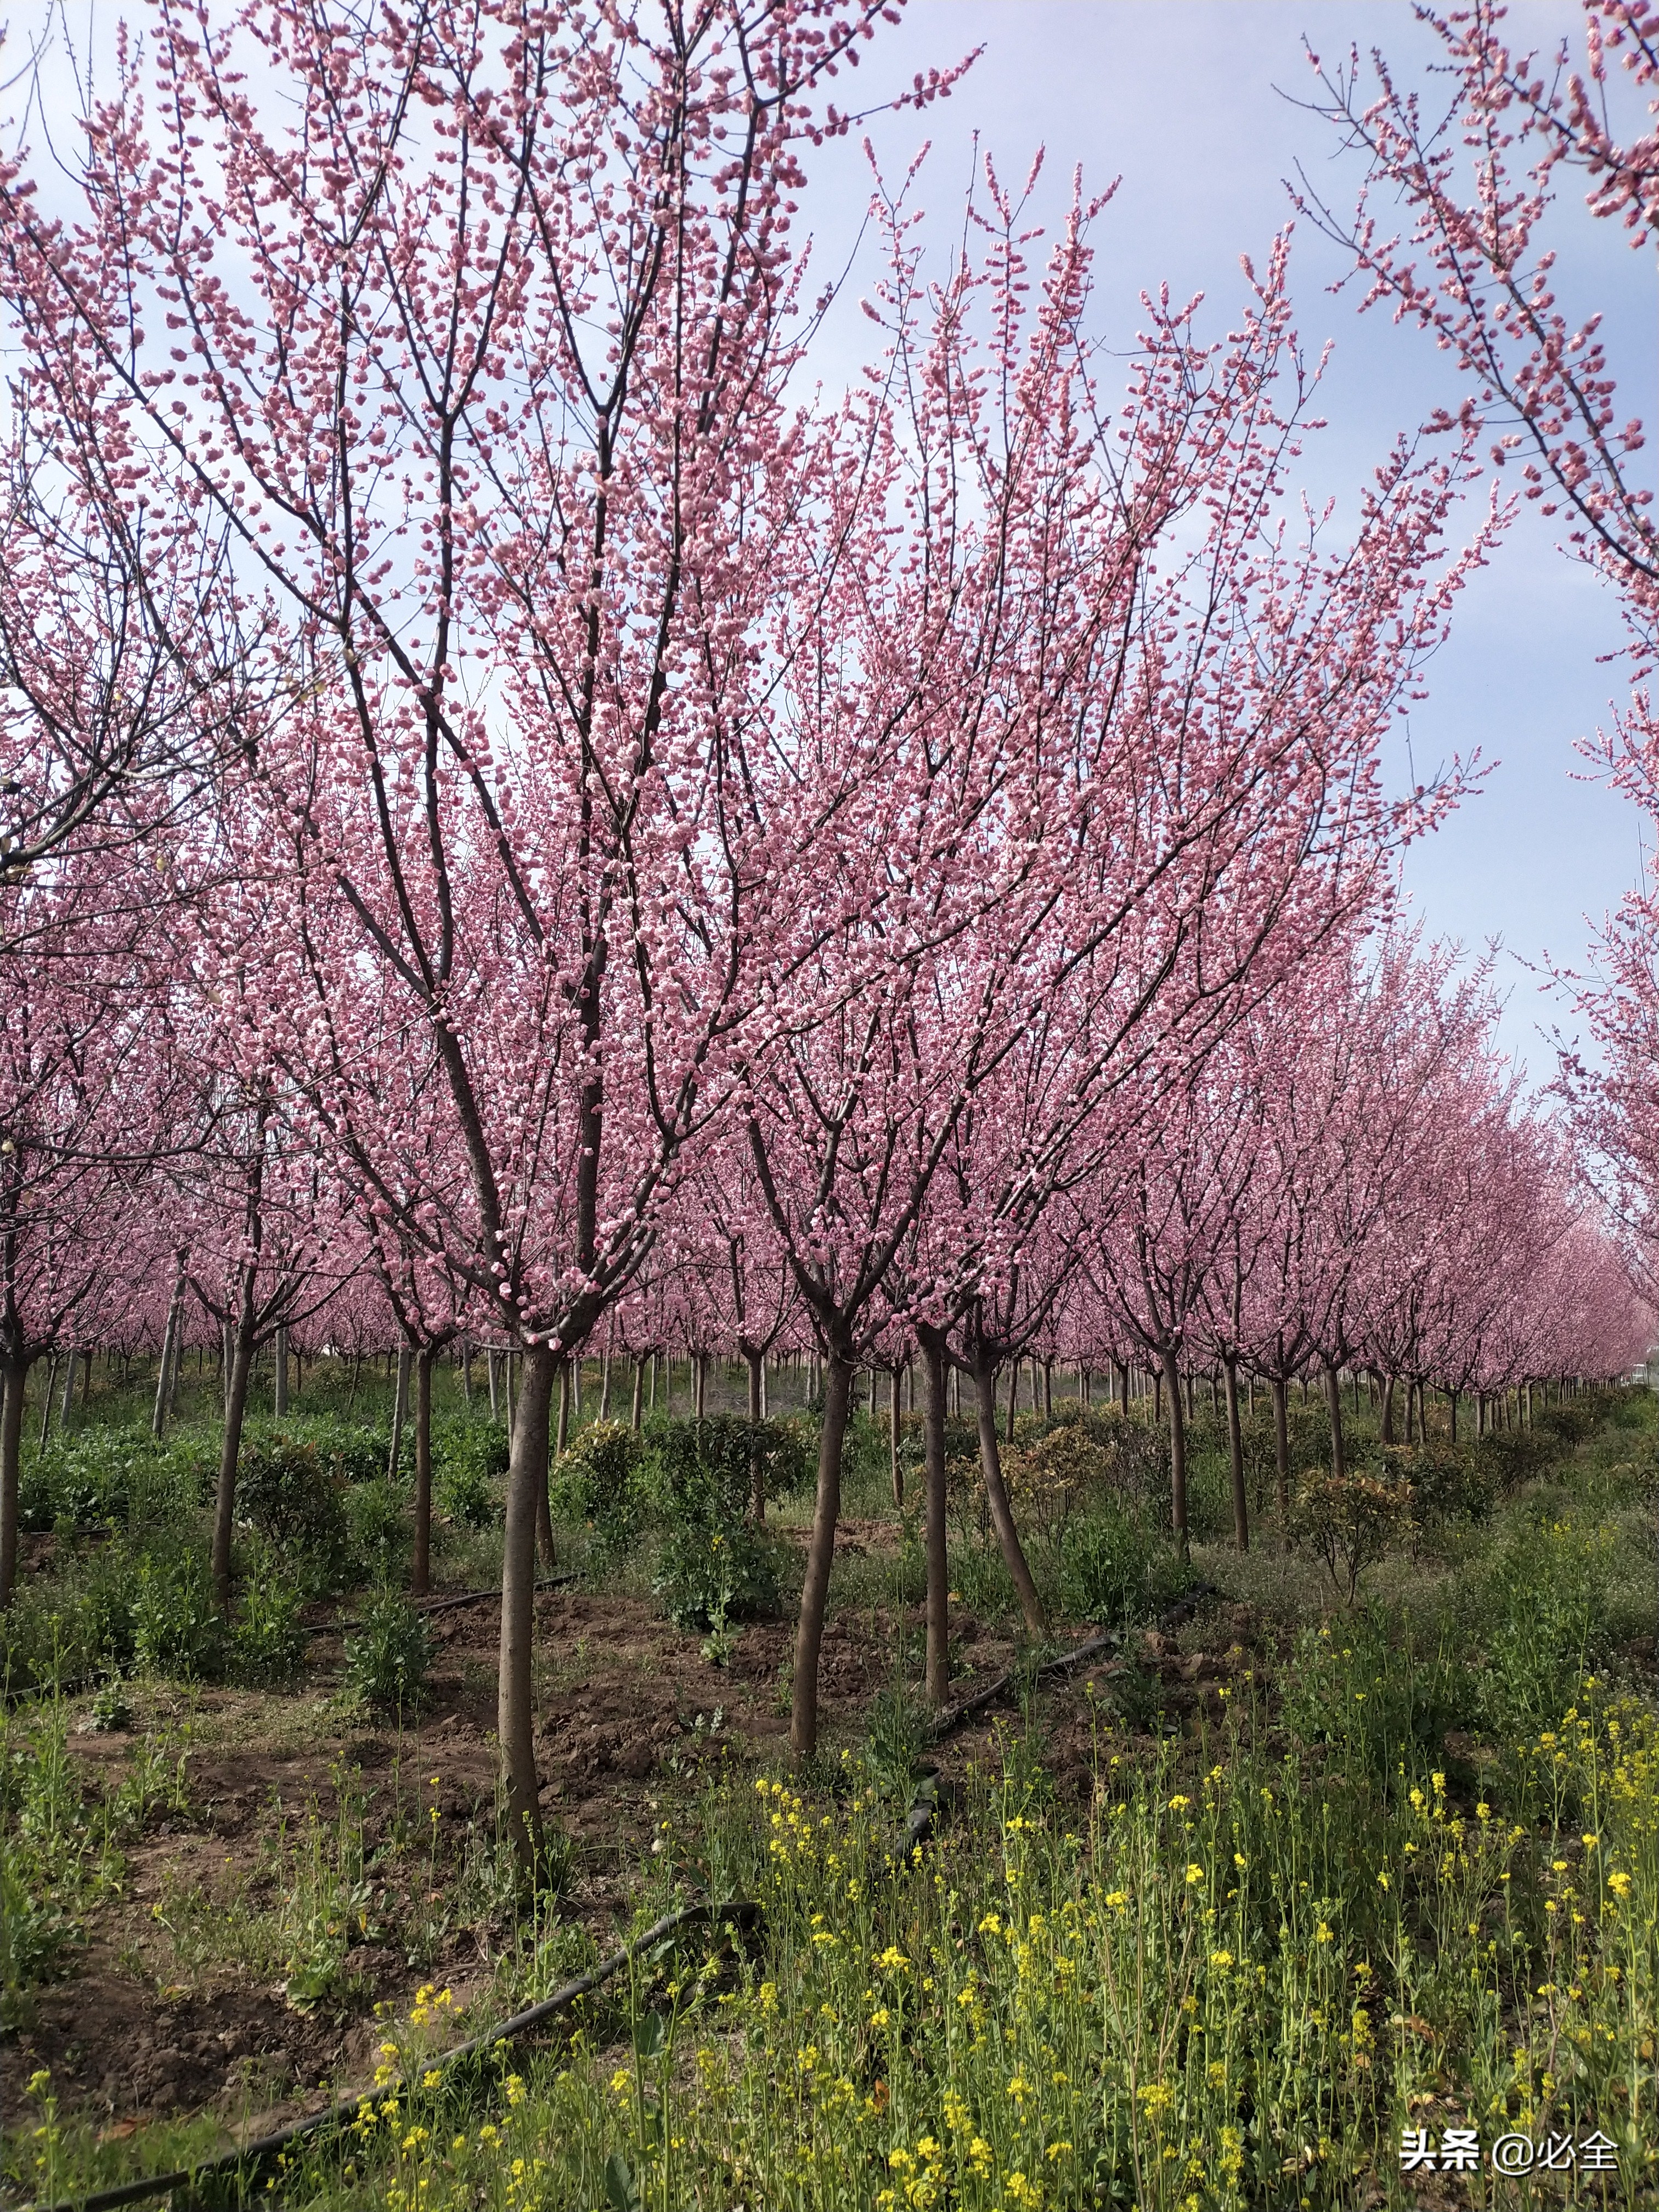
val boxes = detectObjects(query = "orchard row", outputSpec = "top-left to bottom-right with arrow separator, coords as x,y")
0,3 -> 1651,1856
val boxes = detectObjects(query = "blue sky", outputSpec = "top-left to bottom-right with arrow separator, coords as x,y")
802,0 -> 1654,1081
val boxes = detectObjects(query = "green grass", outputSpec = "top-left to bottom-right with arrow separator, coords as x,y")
5,1372 -> 1657,2207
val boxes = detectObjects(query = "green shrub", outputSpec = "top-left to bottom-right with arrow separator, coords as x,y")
344,1592 -> 431,1712
238,1435 -> 348,1569
20,1430 -> 166,1533
650,1417 -> 756,1530
1293,1468 -> 1416,1601
132,1552 -> 225,1680
1384,1439 -> 1494,1525
231,1572 -> 307,1688
435,1417 -> 506,1528
344,1476 -> 409,1581
552,1421 -> 648,1556
652,1522 -> 779,1632
72,1545 -> 140,1674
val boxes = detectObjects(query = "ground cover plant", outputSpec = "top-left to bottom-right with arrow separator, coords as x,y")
2,1363 -> 1656,2210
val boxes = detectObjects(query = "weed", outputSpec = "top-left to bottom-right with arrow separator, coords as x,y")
131,1551 -> 225,1680
344,1592 -> 432,1713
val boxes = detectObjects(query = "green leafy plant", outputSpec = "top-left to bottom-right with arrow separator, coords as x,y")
344,1476 -> 409,1581
238,1435 -> 349,1572
343,1592 -> 432,1712
652,1522 -> 777,1632
551,1421 -> 649,1556
131,1551 -> 225,1680
1058,1500 -> 1159,1628
1294,1468 -> 1415,1602
85,1679 -> 132,1733
231,1573 -> 307,1689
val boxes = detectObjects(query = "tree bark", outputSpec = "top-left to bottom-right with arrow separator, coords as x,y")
889,1365 -> 903,1509
60,1345 -> 77,1428
598,1347 -> 612,1421
1325,1362 -> 1347,1481
631,1355 -> 645,1433
974,1356 -> 1047,1635
1161,1345 -> 1188,1556
922,1338 -> 950,1706
274,1324 -> 289,1419
1271,1374 -> 1290,1519
412,1347 -> 433,1598
555,1358 -> 571,1455
792,1351 -> 853,1758
212,1294 -> 257,1616
1222,1353 -> 1248,1552
0,1356 -> 27,1608
387,1343 -> 410,1482
153,1266 -> 184,1441
1380,1373 -> 1397,1446
38,1351 -> 57,1449
747,1345 -> 766,1522
499,1342 -> 553,1871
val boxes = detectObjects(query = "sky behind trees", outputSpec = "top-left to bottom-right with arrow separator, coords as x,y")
792,0 -> 1655,1078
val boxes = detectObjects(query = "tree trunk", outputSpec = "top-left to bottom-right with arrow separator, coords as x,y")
1118,1359 -> 1130,1419
693,1352 -> 706,1421
60,1345 -> 77,1427
0,1356 -> 27,1608
153,1267 -> 184,1441
212,1296 -> 257,1616
274,1324 -> 289,1419
1325,1362 -> 1347,1481
38,1351 -> 57,1449
890,1365 -> 903,1509
555,1358 -> 571,1456
922,1338 -> 950,1707
488,1348 -> 500,1420
1449,1387 -> 1459,1443
1222,1353 -> 1248,1552
1271,1374 -> 1290,1519
598,1347 -> 612,1421
747,1346 -> 766,1523
1042,1360 -> 1052,1419
1161,1345 -> 1188,1557
792,1351 -> 853,1758
1380,1373 -> 1397,1446
631,1355 -> 645,1434
387,1344 -> 410,1482
648,1351 -> 658,1414
1004,1359 -> 1019,1440
413,1347 -> 433,1598
461,1339 -> 472,1406
499,1343 -> 552,1871
974,1357 -> 1047,1636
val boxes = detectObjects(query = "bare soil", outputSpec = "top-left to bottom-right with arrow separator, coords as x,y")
7,1561 -> 1261,2154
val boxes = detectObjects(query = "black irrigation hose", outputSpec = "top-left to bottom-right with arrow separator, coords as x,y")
302,1574 -> 580,1638
21,1899 -> 764,2212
